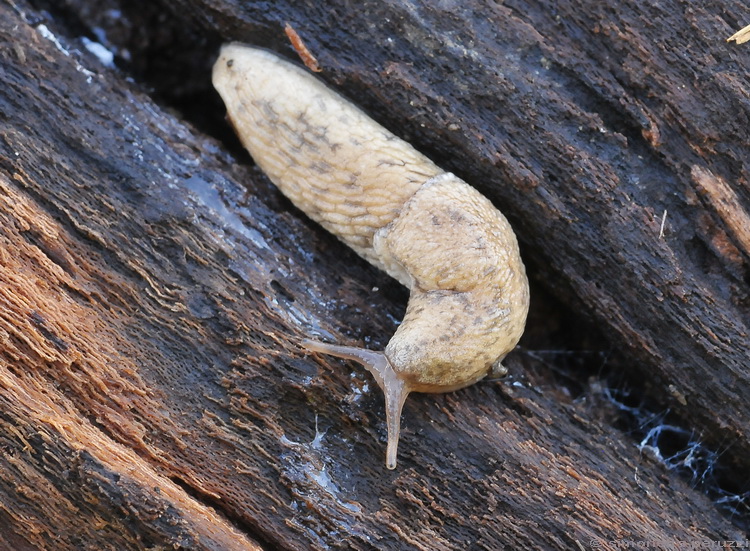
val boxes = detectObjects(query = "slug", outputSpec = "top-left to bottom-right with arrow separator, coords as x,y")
212,43 -> 530,469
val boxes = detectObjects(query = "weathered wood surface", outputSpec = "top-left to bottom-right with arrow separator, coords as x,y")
0,0 -> 748,549
174,0 -> 750,469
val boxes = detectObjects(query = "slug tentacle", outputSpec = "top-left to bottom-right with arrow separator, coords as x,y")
302,339 -> 409,470
213,43 -> 530,469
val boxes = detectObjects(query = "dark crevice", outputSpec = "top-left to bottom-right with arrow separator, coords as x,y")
167,475 -> 275,551
29,0 -> 242,158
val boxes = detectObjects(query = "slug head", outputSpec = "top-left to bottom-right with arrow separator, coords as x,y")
302,339 -> 409,469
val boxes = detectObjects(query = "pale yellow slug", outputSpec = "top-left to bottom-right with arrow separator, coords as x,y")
212,44 -> 530,469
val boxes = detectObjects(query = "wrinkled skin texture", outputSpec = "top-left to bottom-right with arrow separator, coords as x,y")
213,44 -> 529,469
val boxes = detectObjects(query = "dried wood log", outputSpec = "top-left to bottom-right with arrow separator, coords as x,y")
159,0 -> 750,475
0,0 -> 748,550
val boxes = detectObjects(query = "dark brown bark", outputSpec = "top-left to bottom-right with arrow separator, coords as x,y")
1,0 -> 748,549
174,0 -> 750,469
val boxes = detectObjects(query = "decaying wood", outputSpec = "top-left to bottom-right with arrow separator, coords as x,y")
0,0 -> 749,550
164,0 -> 750,473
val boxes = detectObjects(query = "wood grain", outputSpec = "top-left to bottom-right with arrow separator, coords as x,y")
1,0 -> 748,549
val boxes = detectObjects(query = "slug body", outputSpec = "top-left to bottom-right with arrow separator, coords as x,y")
213,44 -> 530,469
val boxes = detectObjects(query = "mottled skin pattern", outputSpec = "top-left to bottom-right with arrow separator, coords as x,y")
213,44 -> 530,469
380,174 -> 528,390
212,45 -> 441,279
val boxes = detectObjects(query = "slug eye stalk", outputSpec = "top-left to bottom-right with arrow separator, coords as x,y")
302,340 -> 408,470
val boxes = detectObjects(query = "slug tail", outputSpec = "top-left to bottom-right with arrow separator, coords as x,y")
301,339 -> 410,469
